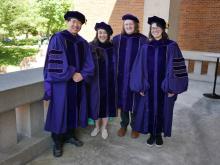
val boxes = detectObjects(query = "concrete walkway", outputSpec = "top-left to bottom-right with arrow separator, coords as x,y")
27,80 -> 220,165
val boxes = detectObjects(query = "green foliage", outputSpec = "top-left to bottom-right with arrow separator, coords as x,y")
0,0 -> 26,37
0,46 -> 38,65
37,0 -> 72,35
1,38 -> 39,46
0,0 -> 73,66
0,0 -> 73,65
0,0 -> 73,38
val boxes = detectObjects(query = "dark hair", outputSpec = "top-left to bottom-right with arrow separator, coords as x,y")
66,17 -> 73,22
121,21 -> 140,34
65,17 -> 83,24
148,23 -> 169,41
93,31 -> 111,43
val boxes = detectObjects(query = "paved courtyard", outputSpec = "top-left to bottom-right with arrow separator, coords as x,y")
28,80 -> 220,165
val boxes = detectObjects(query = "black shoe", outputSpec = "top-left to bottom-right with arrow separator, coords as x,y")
147,135 -> 155,147
53,144 -> 63,157
65,137 -> 84,147
155,135 -> 163,147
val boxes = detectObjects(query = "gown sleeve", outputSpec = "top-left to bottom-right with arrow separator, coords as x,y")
130,45 -> 150,93
112,35 -> 120,64
43,34 -> 76,100
140,35 -> 149,46
112,36 -> 119,50
43,34 -> 76,82
80,41 -> 95,83
162,42 -> 188,94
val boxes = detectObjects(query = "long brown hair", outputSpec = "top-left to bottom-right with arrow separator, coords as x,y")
121,21 -> 140,34
91,31 -> 112,58
92,31 -> 111,43
148,24 -> 169,41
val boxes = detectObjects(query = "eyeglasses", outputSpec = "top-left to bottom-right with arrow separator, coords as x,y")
151,27 -> 162,31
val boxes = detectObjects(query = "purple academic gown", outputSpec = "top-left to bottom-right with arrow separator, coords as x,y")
130,39 -> 188,137
43,30 -> 95,134
88,41 -> 117,119
112,33 -> 148,112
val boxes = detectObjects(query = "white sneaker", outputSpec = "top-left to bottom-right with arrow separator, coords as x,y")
91,128 -> 100,137
101,128 -> 108,139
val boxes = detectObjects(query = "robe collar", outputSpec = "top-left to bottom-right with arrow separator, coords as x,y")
97,40 -> 113,49
149,39 -> 172,47
91,40 -> 113,49
122,32 -> 142,38
60,30 -> 81,42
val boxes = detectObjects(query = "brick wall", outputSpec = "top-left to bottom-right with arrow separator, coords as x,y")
74,0 -> 145,41
178,0 -> 220,53
74,0 -> 220,53
108,0 -> 145,35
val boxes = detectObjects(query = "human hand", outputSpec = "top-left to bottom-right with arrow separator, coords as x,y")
73,72 -> 83,82
140,92 -> 145,96
168,93 -> 175,97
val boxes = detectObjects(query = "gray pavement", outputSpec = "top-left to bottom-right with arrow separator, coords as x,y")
27,80 -> 220,165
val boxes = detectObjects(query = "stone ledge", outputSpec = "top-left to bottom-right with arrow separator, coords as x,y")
0,132 -> 51,165
0,68 -> 43,92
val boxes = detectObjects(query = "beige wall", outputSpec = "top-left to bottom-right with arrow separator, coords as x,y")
74,0 -> 117,41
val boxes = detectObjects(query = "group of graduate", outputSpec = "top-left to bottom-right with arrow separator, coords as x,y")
43,10 -> 188,157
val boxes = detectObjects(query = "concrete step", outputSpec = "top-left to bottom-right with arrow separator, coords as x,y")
0,132 -> 51,165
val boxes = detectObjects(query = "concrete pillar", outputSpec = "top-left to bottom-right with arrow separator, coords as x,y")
167,0 -> 181,41
16,100 -> 44,139
143,0 -> 182,41
30,101 -> 44,135
207,63 -> 216,77
0,110 -> 17,149
194,61 -> 202,75
143,0 -> 171,36
185,60 -> 189,71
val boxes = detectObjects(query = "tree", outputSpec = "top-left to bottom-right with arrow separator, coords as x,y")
37,0 -> 72,36
11,1 -> 46,38
0,0 -> 73,38
0,0 -> 26,38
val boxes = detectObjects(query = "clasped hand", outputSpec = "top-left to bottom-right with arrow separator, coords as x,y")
72,72 -> 83,82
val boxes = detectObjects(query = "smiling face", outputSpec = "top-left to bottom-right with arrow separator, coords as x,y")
123,20 -> 135,35
66,18 -> 82,35
151,23 -> 163,40
97,29 -> 108,43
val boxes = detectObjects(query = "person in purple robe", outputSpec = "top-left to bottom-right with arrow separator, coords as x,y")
130,16 -> 188,147
88,22 -> 117,140
112,14 -> 148,138
43,11 -> 95,157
